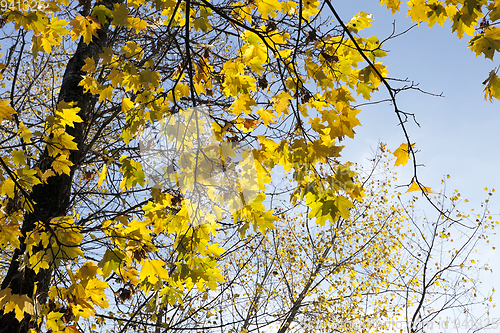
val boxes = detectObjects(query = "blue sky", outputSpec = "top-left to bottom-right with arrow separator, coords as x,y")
331,1 -> 500,325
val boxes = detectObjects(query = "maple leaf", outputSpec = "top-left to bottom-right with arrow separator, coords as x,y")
451,10 -> 477,39
336,195 -> 353,219
140,259 -> 169,284
56,101 -> 83,128
79,75 -> 100,94
38,169 -> 56,183
379,0 -> 402,14
70,15 -> 101,45
81,57 -> 96,73
358,63 -> 387,87
272,92 -> 291,116
0,219 -> 21,249
99,249 -> 126,277
207,244 -> 225,258
256,108 -> 277,125
194,17 -> 211,32
426,2 -> 447,27
77,262 -> 101,280
407,0 -> 428,23
255,0 -> 282,18
49,17 -> 70,36
230,94 -> 257,115
55,132 -> 79,151
52,154 -> 74,175
112,3 -> 130,27
347,12 -> 373,33
12,150 -> 27,166
483,70 -> 500,101
253,209 -> 277,234
85,278 -> 109,308
406,180 -> 432,193
122,98 -> 135,114
119,156 -> 145,189
0,99 -> 15,122
127,17 -> 149,33
0,179 -> 15,198
109,69 -> 124,87
92,4 -> 113,24
0,289 -> 34,321
393,143 -> 415,167
46,311 -> 64,331
99,85 -> 113,103
65,325 -> 82,333
243,118 -> 260,131
470,27 -> 500,60
139,69 -> 160,89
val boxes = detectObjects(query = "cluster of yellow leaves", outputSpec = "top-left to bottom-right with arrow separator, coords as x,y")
44,262 -> 109,329
43,102 -> 82,175
25,217 -> 83,274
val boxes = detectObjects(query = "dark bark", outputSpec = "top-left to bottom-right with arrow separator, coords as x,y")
0,2 -> 118,331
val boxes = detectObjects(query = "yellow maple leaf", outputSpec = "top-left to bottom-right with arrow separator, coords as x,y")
77,262 -> 101,280
230,94 -> 257,115
38,169 -> 56,183
98,85 -> 113,103
139,259 -> 169,284
12,150 -> 27,166
70,15 -> 101,45
406,180 -> 432,193
393,142 -> 415,167
347,12 -> 374,33
0,219 -> 21,249
255,0 -> 282,18
406,0 -> 428,24
483,70 -> 500,102
127,16 -> 149,33
79,75 -> 100,94
256,108 -> 277,125
46,311 -> 64,331
56,132 -> 79,151
52,153 -> 74,175
56,101 -> 83,128
1,290 -> 34,321
272,92 -> 291,116
81,57 -> 96,73
380,0 -> 402,14
0,99 -> 15,122
85,278 -> 109,308
0,178 -> 15,198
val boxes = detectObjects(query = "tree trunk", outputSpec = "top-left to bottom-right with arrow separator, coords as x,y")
0,2 -> 117,331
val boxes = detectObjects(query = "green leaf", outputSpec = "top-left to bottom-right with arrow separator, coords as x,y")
99,249 -> 126,277
92,5 -> 113,24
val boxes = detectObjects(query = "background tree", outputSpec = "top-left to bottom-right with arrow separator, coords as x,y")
0,0 -> 498,332
99,149 -> 495,333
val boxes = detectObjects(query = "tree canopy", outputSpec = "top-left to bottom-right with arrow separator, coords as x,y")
0,0 -> 498,332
